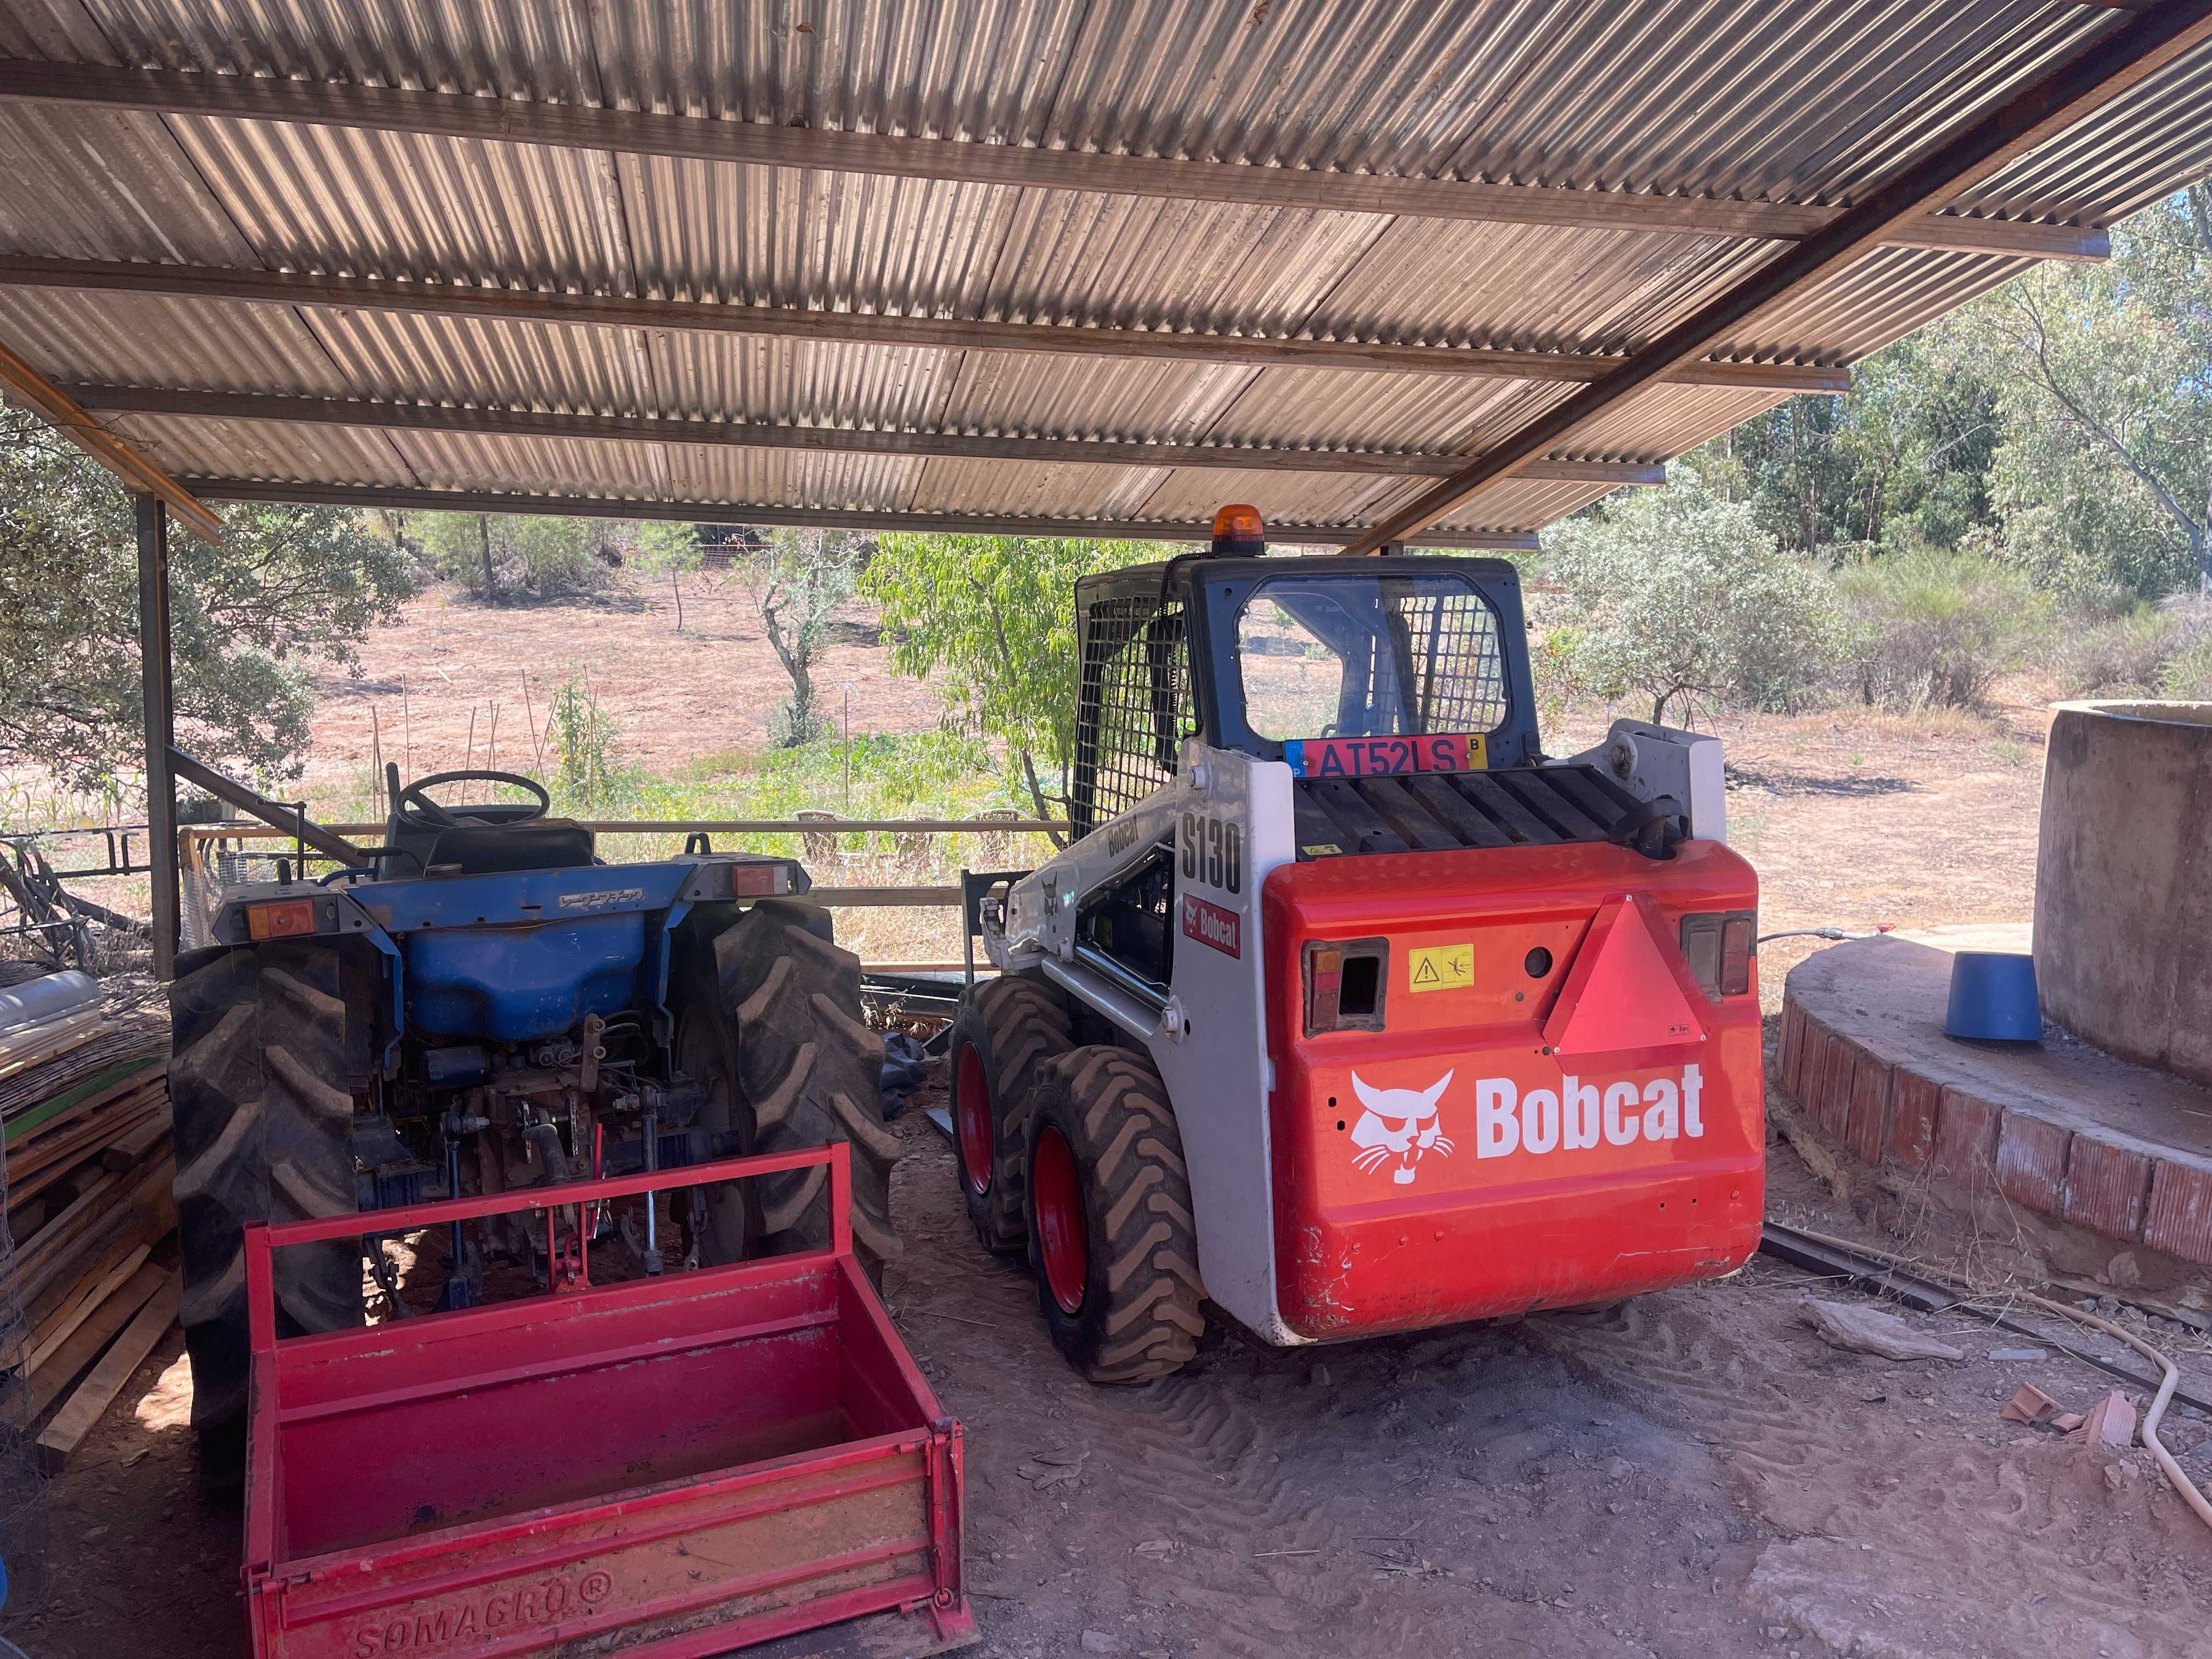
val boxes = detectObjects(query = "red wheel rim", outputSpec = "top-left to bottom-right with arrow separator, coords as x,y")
954,1043 -> 993,1197
1032,1126 -> 1087,1315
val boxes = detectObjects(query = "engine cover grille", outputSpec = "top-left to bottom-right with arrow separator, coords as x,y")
1292,763 -> 1655,858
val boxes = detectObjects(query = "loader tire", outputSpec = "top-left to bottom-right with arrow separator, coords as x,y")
1025,1046 -> 1204,1383
701,900 -> 902,1282
169,943 -> 363,1487
949,975 -> 1071,1252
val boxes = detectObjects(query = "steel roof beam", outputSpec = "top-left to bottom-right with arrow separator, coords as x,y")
185,478 -> 1541,551
66,385 -> 1664,486
0,337 -> 222,541
0,60 -> 2111,263
0,256 -> 1847,393
1344,0 -> 2212,555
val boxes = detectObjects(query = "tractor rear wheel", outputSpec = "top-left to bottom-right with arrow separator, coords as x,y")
949,975 -> 1071,1252
169,943 -> 364,1485
696,900 -> 903,1281
1025,1045 -> 1204,1382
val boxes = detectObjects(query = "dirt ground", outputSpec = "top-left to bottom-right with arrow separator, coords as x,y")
295,578 -> 939,808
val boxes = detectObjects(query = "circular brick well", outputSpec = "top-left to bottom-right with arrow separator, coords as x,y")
1780,934 -> 2212,1293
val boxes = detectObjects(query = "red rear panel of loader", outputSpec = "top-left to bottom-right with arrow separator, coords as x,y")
1261,839 -> 1764,1340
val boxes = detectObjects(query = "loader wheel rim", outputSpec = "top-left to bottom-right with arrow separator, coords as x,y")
1034,1126 -> 1087,1315
955,1043 -> 992,1197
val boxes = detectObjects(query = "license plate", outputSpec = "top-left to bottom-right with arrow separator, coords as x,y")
1285,733 -> 1488,779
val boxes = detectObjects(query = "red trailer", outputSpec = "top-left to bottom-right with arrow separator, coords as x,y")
240,1147 -> 972,1658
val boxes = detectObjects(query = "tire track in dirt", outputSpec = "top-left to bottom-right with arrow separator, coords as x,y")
1047,1365 -> 1432,1657
1529,1288 -> 2212,1657
893,1115 -> 1440,1656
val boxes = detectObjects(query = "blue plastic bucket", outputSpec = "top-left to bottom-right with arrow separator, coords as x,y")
1944,951 -> 2042,1042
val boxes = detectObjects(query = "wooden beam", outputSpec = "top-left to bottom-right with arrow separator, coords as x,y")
187,478 -> 1543,551
0,256 -> 1849,393
0,60 -> 2110,262
68,384 -> 1664,486
35,1269 -> 179,1471
1344,0 -> 2212,555
0,338 -> 222,540
27,1260 -> 167,1419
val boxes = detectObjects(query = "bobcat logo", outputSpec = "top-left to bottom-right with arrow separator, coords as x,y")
1349,1071 -> 1455,1185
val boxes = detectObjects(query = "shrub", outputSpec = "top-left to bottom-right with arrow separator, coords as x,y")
550,673 -> 620,807
2057,602 -> 2190,696
2157,599 -> 2212,699
1831,550 -> 2047,710
1543,473 -> 1837,724
421,513 -> 614,601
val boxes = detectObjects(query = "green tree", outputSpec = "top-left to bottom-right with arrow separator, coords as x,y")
1696,334 -> 1999,555
0,409 -> 415,792
747,527 -> 866,746
860,533 -> 1161,830
631,521 -> 704,631
1542,471 -> 1835,724
1961,186 -> 2212,601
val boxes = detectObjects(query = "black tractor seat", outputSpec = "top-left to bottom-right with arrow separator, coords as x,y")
379,767 -> 597,877
404,817 -> 597,877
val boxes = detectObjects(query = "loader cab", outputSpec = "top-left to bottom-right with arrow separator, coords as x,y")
1068,540 -> 1542,838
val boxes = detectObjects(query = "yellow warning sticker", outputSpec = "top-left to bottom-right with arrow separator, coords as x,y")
1407,943 -> 1474,993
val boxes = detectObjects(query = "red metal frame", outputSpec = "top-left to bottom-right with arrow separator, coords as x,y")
242,1147 -> 973,1658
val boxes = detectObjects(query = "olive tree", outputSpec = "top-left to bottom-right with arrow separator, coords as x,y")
747,527 -> 866,746
1542,472 -> 1836,725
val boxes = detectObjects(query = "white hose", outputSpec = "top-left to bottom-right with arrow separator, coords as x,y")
1792,1225 -> 2212,1535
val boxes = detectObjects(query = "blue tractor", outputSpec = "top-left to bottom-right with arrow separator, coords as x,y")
167,767 -> 902,1479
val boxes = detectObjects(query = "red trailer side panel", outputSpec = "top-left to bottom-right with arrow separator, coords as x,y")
242,1149 -> 973,1659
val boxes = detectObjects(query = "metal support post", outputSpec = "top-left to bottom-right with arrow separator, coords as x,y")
136,493 -> 179,978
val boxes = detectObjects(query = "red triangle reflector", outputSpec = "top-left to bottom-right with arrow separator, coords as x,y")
1543,895 -> 1708,1063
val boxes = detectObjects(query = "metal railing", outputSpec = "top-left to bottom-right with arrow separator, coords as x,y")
174,815 -> 1066,962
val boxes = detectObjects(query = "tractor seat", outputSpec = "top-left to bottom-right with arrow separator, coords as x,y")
390,818 -> 597,878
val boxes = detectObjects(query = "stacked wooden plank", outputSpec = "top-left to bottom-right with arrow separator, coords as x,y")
2,972 -> 179,1471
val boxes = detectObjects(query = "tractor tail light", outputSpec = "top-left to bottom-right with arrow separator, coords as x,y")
1302,938 -> 1389,1035
1679,910 -> 1756,1000
732,863 -> 781,896
246,898 -> 317,940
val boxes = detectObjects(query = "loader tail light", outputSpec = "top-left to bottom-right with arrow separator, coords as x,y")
246,898 -> 317,940
1308,947 -> 1342,1029
1303,938 -> 1387,1034
1679,910 -> 1756,1000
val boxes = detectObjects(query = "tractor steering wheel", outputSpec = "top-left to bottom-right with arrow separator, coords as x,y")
395,770 -> 551,830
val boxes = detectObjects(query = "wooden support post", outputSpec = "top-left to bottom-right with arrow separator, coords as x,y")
136,494 -> 178,979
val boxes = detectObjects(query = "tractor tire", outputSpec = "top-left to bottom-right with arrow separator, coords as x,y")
169,943 -> 364,1485
696,900 -> 902,1281
949,975 -> 1072,1252
1024,1045 -> 1205,1383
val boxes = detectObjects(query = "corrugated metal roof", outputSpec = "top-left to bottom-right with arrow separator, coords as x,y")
0,0 -> 2208,541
